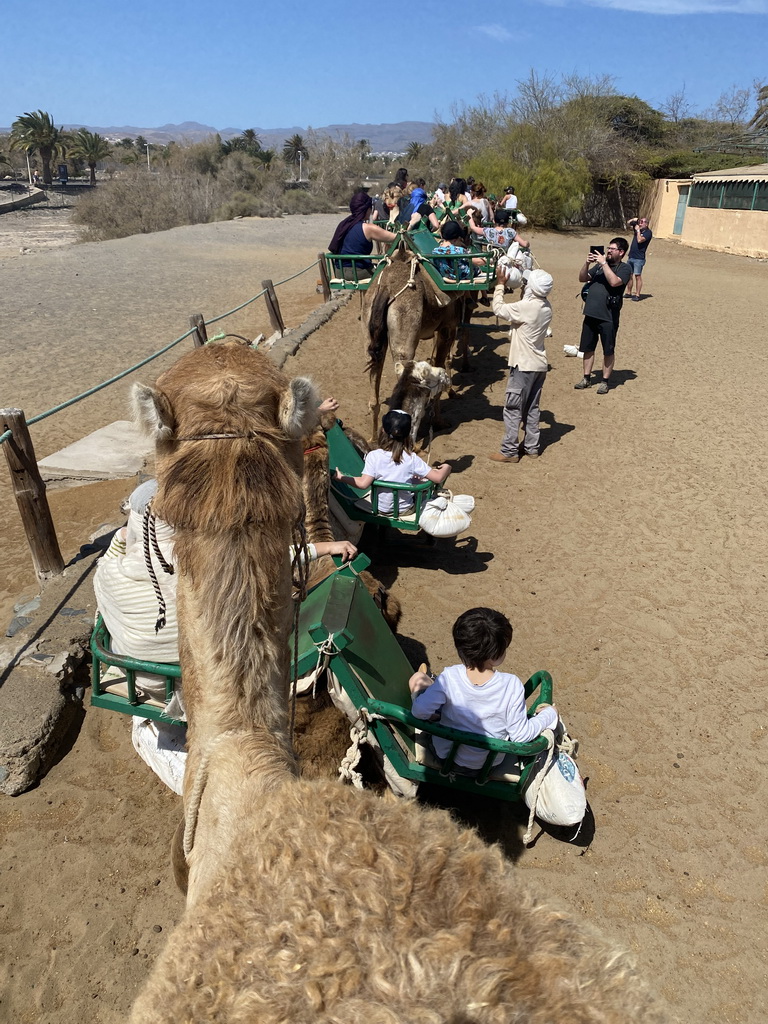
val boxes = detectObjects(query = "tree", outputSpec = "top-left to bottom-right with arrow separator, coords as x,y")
749,82 -> 768,130
282,133 -> 306,177
10,110 -> 67,185
68,128 -> 111,184
406,141 -> 423,162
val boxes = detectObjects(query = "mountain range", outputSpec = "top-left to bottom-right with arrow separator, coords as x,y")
0,120 -> 435,152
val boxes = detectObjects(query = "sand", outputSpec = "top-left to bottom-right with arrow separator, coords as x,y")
1,207 -> 766,1024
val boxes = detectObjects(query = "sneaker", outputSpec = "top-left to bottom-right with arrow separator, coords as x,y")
631,295 -> 640,301
489,452 -> 519,464
524,450 -> 539,458
596,381 -> 609,394
574,377 -> 593,390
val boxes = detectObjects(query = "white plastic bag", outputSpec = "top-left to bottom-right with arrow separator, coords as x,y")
419,495 -> 472,538
522,725 -> 586,842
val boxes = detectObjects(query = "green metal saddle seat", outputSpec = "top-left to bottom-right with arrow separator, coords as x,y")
326,420 -> 436,533
316,574 -> 554,802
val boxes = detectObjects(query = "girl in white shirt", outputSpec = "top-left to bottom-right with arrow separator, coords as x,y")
409,607 -> 558,771
334,409 -> 451,515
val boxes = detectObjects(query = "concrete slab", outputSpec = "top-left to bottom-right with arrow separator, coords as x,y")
38,420 -> 151,489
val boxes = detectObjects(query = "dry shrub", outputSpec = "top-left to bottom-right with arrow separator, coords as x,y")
73,170 -> 221,240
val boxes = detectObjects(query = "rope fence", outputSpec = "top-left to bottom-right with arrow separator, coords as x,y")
1,255 -> 329,580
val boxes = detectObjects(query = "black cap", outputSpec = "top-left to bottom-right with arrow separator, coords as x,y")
382,409 -> 412,440
441,220 -> 462,241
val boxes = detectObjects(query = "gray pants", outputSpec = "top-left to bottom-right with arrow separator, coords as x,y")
502,367 -> 546,457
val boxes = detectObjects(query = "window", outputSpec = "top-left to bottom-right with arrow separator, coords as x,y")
690,180 -> 768,210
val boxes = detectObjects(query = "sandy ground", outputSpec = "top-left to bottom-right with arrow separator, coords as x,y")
1,208 -> 767,1024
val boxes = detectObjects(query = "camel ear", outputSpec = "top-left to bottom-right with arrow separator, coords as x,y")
132,383 -> 174,441
394,361 -> 405,377
280,376 -> 320,438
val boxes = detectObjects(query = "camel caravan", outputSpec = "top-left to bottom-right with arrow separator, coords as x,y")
89,183 -> 669,1019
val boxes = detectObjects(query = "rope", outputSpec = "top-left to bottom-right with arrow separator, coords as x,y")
26,326 -> 197,426
20,260 -> 318,427
142,504 -> 174,633
288,517 -> 311,742
183,729 -> 242,859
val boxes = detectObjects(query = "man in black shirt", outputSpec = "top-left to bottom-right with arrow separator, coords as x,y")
574,237 -> 631,395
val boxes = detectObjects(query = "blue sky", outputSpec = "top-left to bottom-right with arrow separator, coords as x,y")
3,0 -> 765,131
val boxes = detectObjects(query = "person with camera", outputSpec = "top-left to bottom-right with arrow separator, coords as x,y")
574,238 -> 631,395
626,216 -> 652,301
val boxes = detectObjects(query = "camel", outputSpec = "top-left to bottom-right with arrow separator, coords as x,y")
390,359 -> 451,445
362,247 -> 466,443
128,341 -> 667,1024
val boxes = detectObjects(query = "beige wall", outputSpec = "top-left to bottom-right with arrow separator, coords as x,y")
681,206 -> 768,259
642,178 -> 691,239
642,177 -> 768,258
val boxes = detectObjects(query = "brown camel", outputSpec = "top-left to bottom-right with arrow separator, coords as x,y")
129,341 -> 667,1024
362,247 -> 465,443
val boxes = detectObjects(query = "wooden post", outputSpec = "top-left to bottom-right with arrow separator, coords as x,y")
189,313 -> 208,348
1,409 -> 65,578
317,253 -> 332,302
261,279 -> 285,337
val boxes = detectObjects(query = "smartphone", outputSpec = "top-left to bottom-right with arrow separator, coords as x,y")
589,245 -> 604,255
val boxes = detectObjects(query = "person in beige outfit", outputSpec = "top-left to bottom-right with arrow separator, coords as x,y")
489,267 -> 554,463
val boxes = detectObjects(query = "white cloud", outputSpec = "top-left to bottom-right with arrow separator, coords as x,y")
476,23 -> 515,41
535,0 -> 766,11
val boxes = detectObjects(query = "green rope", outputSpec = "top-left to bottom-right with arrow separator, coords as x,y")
206,289 -> 267,325
27,326 -> 197,426
4,257 -> 320,439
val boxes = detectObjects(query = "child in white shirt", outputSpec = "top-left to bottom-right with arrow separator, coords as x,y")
409,607 -> 558,771
334,409 -> 451,515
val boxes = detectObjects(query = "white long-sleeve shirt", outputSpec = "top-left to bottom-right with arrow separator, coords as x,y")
411,663 -> 558,769
492,285 -> 552,373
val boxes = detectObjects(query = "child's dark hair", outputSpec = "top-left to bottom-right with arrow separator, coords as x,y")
380,409 -> 413,464
494,208 -> 511,226
452,607 -> 513,669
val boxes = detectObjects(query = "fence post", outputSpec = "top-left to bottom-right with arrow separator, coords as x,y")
317,253 -> 332,303
1,409 -> 65,578
261,279 -> 285,337
189,313 -> 208,348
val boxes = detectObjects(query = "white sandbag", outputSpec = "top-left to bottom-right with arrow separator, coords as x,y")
419,495 -> 472,538
131,717 -> 187,795
523,740 -> 586,828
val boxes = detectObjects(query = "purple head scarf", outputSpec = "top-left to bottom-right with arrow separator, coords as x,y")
328,191 -> 373,254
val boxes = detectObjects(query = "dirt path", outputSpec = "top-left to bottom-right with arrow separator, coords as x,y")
1,216 -> 766,1024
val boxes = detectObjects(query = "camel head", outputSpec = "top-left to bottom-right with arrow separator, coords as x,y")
391,360 -> 450,443
133,342 -> 319,533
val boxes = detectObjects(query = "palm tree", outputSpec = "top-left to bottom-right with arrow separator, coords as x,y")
68,128 -> 112,184
749,82 -> 768,131
282,133 -> 306,178
9,110 -> 67,185
241,128 -> 262,154
256,148 -> 275,170
405,141 -> 423,163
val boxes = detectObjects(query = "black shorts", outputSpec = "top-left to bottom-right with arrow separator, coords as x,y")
579,313 -> 620,357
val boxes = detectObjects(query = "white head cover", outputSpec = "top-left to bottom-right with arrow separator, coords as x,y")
526,269 -> 553,297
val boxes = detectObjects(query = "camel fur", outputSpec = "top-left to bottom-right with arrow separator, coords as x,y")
129,341 -> 667,1024
362,248 -> 462,443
